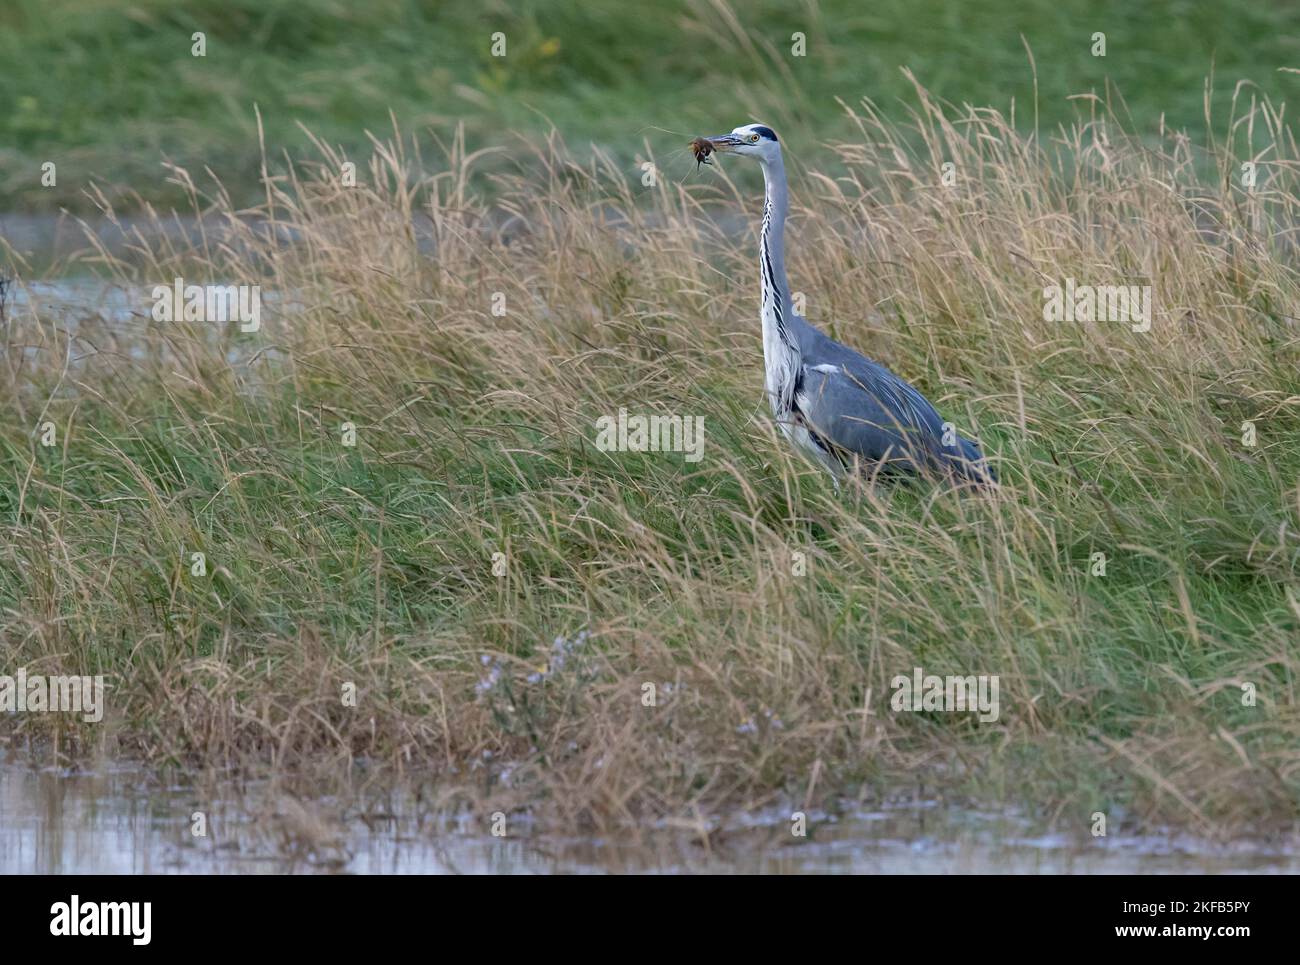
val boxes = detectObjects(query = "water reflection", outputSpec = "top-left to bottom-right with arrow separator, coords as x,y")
2,762 -> 1296,874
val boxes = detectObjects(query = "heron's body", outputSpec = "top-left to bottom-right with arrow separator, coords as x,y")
700,124 -> 994,486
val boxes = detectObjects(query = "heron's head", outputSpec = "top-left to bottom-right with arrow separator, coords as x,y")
692,124 -> 781,165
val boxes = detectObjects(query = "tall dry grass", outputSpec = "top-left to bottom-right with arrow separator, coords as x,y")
2,85 -> 1299,837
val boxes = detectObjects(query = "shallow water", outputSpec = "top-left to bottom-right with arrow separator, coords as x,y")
2,761 -> 1296,874
6,277 -> 140,323
2,277 -> 294,382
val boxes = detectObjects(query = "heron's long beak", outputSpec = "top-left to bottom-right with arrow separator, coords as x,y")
702,134 -> 741,152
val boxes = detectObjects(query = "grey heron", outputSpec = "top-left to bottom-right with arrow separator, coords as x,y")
694,124 -> 996,487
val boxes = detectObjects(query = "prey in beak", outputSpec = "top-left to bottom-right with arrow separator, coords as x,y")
690,137 -> 714,168
690,133 -> 740,169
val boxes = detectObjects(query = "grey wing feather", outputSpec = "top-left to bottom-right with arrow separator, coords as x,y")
793,321 -> 994,482
796,355 -> 944,473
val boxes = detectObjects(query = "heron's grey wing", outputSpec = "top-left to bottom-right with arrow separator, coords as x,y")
792,320 -> 995,482
794,343 -> 946,472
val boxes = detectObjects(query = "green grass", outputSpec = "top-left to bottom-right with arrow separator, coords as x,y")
2,90 -> 1299,834
2,0 -> 1299,211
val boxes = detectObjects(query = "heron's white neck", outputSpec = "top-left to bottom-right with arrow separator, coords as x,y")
758,154 -> 799,416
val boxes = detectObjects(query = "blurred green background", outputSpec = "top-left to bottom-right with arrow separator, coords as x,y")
1,0 -> 1297,211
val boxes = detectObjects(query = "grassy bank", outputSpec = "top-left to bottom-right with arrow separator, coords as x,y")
3,83 -> 1299,835
2,0 -> 1299,212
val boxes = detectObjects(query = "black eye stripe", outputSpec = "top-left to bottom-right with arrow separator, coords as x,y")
751,126 -> 778,142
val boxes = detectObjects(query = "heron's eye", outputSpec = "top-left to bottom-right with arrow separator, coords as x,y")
748,133 -> 760,143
